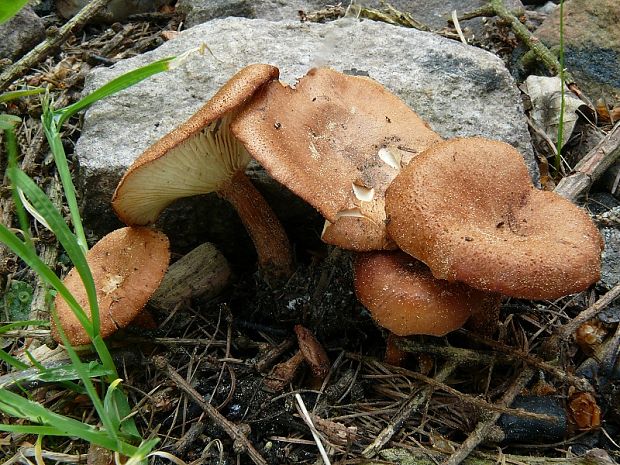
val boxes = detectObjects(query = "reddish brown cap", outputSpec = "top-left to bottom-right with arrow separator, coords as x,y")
112,64 -> 280,226
385,137 -> 604,300
52,227 -> 170,345
232,67 -> 441,251
354,251 -> 499,336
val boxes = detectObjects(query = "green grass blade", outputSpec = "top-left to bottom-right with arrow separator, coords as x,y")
9,168 -> 100,334
103,379 -> 141,440
0,225 -> 92,335
41,101 -> 89,254
0,320 -> 48,334
0,88 -> 45,104
0,114 -> 22,130
0,348 -> 28,370
51,310 -> 118,443
4,126 -> 34,250
22,349 -> 85,393
555,0 -> 566,173
0,390 -> 139,455
125,438 -> 160,465
0,363 -> 112,389
0,0 -> 28,24
54,57 -> 176,127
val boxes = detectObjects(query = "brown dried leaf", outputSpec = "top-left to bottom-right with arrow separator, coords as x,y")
568,391 -> 601,430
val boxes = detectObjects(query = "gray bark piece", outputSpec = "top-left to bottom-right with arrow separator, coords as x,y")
76,17 -> 536,254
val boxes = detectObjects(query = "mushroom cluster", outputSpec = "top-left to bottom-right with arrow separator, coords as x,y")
228,66 -> 604,344
60,65 -> 603,352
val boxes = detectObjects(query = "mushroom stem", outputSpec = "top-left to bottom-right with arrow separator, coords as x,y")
218,170 -> 293,281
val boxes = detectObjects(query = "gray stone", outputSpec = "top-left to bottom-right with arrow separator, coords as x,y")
76,17 -> 536,256
534,0 -> 620,101
178,0 -> 329,27
0,6 -> 45,61
587,194 -> 620,291
600,223 -> 620,290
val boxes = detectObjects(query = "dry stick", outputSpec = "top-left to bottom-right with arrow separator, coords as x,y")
151,356 -> 269,465
0,0 -> 112,91
362,360 -> 458,458
455,0 -> 574,85
555,122 -> 620,201
28,177 -> 63,323
459,329 -> 594,392
443,367 -> 535,465
555,282 -> 620,342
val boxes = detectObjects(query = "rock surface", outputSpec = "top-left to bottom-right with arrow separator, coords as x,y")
76,17 -> 535,260
534,0 -> 620,101
0,6 -> 45,60
177,0 -> 328,26
588,194 -> 620,290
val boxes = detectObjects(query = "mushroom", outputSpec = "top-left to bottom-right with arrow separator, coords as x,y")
231,67 -> 441,251
385,137 -> 604,300
353,250 -> 501,337
111,64 -> 293,281
52,227 -> 170,346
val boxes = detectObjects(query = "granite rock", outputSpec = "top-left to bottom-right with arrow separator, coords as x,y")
75,17 -> 535,261
534,0 -> 620,101
0,6 -> 45,61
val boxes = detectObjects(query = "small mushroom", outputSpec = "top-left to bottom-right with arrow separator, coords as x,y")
232,67 -> 441,251
112,64 -> 292,281
385,137 -> 604,300
52,227 -> 170,346
354,251 -> 501,337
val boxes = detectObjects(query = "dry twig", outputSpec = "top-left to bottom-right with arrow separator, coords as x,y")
454,0 -> 574,84
555,122 -> 620,201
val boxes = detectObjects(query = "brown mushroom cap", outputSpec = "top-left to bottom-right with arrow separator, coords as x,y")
112,64 -> 280,225
354,251 -> 500,337
232,67 -> 441,251
52,227 -> 170,345
385,137 -> 604,300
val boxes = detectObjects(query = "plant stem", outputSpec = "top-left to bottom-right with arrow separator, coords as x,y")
555,0 -> 566,172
